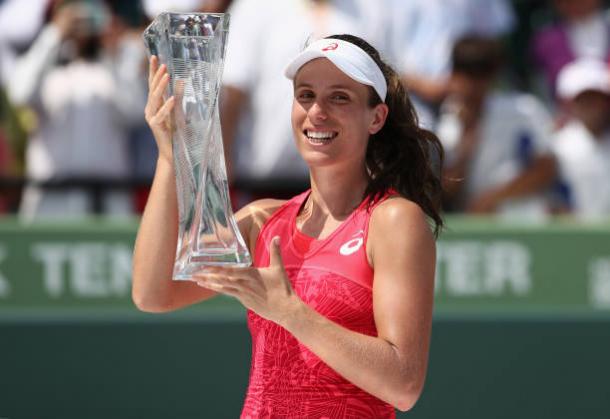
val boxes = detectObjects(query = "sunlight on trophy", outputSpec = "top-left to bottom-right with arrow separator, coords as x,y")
143,13 -> 251,279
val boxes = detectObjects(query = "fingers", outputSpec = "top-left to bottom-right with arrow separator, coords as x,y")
151,96 -> 175,125
198,280 -> 240,297
148,56 -> 166,90
148,57 -> 168,97
151,73 -> 170,104
194,272 -> 251,295
199,265 -> 255,277
148,55 -> 158,87
193,266 -> 258,286
151,64 -> 167,92
145,74 -> 171,122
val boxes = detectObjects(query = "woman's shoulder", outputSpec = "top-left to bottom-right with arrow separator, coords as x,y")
238,191 -> 310,236
366,196 -> 436,270
369,196 -> 433,241
235,198 -> 286,253
238,198 -> 288,228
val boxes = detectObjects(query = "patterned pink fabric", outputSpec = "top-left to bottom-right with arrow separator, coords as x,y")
241,191 -> 396,419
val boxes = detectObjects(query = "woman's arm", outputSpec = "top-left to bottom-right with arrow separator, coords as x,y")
194,198 -> 436,411
132,157 -> 218,312
131,57 -> 277,312
132,160 -> 283,312
132,56 -> 214,312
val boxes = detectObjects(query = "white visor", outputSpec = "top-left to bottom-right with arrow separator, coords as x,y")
557,59 -> 610,100
284,38 -> 387,102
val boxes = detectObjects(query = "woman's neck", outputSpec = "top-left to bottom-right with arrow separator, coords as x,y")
307,165 -> 369,219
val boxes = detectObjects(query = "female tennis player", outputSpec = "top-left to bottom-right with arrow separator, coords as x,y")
133,34 -> 443,418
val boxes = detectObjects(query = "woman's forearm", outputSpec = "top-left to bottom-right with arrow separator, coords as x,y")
132,158 -> 215,312
281,301 -> 426,412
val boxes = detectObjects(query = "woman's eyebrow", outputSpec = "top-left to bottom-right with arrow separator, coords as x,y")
294,82 -> 313,89
327,84 -> 352,90
294,82 -> 353,91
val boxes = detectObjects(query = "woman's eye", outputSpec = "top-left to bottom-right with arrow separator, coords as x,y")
331,94 -> 349,102
297,91 -> 314,100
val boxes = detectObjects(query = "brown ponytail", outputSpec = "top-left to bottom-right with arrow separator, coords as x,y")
326,34 -> 445,237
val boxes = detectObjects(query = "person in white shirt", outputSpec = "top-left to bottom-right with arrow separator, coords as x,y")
8,0 -> 143,220
385,0 -> 515,128
0,0 -> 48,88
552,59 -> 610,219
436,36 -> 557,220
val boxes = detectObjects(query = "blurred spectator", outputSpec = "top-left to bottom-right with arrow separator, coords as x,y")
386,0 -> 516,128
7,0 -> 144,220
551,59 -> 610,219
0,0 -> 49,88
531,0 -> 610,98
0,0 -> 48,212
0,89 -> 16,212
0,87 -> 28,212
220,0 -> 391,202
437,35 -> 557,219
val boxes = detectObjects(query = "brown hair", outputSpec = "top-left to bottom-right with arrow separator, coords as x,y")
325,34 -> 444,237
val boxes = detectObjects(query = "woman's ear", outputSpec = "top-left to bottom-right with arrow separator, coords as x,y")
368,103 -> 389,135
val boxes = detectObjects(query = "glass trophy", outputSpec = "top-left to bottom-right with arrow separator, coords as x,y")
143,13 -> 251,279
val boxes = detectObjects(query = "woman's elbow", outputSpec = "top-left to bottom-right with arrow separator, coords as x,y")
131,274 -> 172,313
131,289 -> 169,313
391,379 -> 425,412
394,394 -> 419,413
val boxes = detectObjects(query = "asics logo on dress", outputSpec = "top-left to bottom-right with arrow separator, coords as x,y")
339,230 -> 364,256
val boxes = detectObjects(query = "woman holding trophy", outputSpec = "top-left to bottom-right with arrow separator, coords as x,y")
133,33 -> 443,417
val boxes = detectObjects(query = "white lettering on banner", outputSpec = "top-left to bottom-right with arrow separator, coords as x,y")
110,244 -> 132,296
436,242 -> 481,296
588,258 -> 610,309
0,245 -> 11,297
32,244 -> 69,298
70,244 -> 110,297
435,241 -> 532,297
484,242 -> 531,295
32,243 -> 133,298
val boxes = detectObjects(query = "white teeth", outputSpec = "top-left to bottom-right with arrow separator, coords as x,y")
306,130 -> 336,139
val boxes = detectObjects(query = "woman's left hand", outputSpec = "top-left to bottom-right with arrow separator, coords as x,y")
193,237 -> 302,325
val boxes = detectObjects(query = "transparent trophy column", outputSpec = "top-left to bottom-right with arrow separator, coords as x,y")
143,12 -> 251,279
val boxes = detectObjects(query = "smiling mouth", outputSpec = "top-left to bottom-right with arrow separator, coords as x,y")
304,129 -> 338,144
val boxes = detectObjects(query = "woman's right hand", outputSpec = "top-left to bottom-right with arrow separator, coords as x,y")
144,55 -> 176,166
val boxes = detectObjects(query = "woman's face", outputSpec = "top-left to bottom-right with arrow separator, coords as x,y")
291,58 -> 387,170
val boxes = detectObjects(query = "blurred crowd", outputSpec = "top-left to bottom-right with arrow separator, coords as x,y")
0,0 -> 609,222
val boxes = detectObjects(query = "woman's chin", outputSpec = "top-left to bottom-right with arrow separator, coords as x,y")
299,150 -> 336,168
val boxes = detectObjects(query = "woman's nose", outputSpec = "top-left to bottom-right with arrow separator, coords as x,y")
308,101 -> 328,122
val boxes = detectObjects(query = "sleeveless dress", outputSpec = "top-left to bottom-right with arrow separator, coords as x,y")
241,190 -> 396,419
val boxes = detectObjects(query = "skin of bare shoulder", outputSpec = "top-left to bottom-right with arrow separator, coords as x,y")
367,196 -> 435,267
236,198 -> 287,254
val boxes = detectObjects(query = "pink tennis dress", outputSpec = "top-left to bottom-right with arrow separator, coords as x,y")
241,190 -> 396,418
